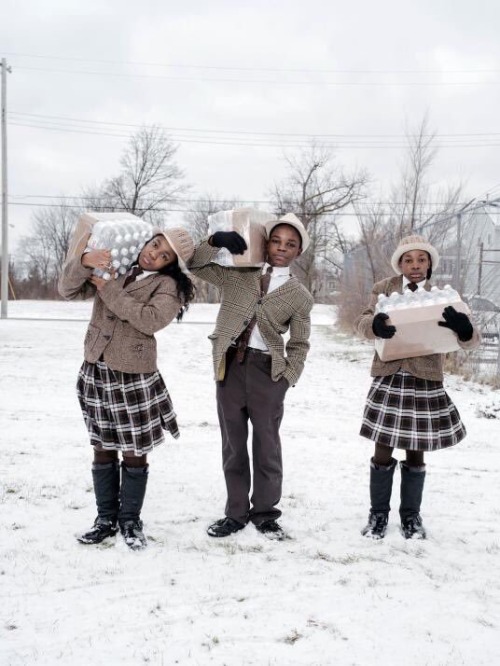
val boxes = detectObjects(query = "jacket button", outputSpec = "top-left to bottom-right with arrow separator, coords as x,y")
243,319 -> 249,326
257,299 -> 262,305
103,334 -> 111,340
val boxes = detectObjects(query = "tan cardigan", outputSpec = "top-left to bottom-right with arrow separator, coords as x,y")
354,276 -> 481,381
58,257 -> 181,373
189,241 -> 313,385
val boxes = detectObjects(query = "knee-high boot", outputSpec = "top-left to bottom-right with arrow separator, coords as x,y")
400,462 -> 426,539
361,457 -> 397,539
118,463 -> 149,550
77,461 -> 120,545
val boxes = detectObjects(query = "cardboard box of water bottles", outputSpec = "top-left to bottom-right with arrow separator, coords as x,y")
208,207 -> 276,267
65,212 -> 153,280
374,286 -> 471,361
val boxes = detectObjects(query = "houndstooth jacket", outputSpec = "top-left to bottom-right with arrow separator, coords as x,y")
58,257 -> 180,373
355,275 -> 481,381
189,241 -> 313,385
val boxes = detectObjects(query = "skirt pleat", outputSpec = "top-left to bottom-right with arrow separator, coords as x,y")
77,360 -> 179,455
360,370 -> 466,451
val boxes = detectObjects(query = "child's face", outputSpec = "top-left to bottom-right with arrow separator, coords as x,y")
266,224 -> 302,268
399,249 -> 430,282
138,235 -> 177,271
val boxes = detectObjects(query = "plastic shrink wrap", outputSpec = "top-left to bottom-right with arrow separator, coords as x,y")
208,208 -> 276,267
64,212 -> 153,280
374,285 -> 471,361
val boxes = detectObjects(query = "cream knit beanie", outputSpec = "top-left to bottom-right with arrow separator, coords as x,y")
390,234 -> 440,275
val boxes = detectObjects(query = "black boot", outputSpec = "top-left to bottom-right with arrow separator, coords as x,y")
78,462 -> 120,545
361,457 -> 397,540
118,464 -> 149,550
400,462 -> 426,539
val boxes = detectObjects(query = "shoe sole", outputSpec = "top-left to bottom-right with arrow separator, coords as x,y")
207,528 -> 244,537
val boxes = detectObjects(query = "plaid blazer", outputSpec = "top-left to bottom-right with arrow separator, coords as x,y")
354,275 -> 481,381
58,257 -> 180,373
189,242 -> 313,385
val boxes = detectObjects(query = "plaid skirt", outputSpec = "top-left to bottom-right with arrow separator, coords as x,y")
360,370 -> 466,452
76,360 -> 180,455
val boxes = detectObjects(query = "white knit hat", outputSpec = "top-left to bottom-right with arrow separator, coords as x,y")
264,213 -> 310,251
153,226 -> 195,273
391,234 -> 440,274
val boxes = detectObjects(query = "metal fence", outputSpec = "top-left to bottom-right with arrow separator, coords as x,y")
453,310 -> 500,384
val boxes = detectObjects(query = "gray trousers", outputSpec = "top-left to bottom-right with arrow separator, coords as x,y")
216,348 -> 289,525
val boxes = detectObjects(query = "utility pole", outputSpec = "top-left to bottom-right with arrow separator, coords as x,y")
477,242 -> 483,295
454,211 -> 462,291
1,58 -> 11,319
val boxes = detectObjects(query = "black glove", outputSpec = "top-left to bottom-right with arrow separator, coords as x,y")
438,306 -> 473,341
211,231 -> 247,255
372,312 -> 396,339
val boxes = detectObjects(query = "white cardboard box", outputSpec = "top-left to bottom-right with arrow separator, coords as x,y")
374,299 -> 471,361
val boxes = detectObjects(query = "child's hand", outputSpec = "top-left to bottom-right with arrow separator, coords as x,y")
210,231 -> 247,255
82,249 -> 112,270
89,275 -> 111,292
438,306 -> 473,341
372,313 -> 396,339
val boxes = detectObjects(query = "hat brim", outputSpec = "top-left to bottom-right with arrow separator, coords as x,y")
391,242 -> 440,274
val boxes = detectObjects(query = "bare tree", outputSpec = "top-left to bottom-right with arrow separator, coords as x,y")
270,142 -> 369,294
339,114 -> 465,328
17,205 -> 81,296
183,194 -> 242,244
97,126 -> 187,224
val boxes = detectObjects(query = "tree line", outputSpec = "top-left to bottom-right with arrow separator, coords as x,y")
6,114 -> 465,322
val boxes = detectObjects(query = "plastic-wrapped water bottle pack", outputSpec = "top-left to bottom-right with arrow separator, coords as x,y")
375,284 -> 461,314
86,219 -> 154,280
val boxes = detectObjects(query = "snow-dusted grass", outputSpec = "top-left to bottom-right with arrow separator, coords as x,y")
1,302 -> 499,665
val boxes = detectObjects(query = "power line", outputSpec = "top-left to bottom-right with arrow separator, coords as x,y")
9,111 -> 500,139
7,201 -> 483,218
12,65 -> 500,87
8,193 -> 487,206
4,52 -> 500,75
9,120 -> 500,149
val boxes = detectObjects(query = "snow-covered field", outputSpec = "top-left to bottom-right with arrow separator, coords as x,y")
1,301 -> 499,666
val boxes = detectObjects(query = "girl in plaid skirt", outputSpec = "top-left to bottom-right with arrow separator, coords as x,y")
59,227 -> 195,550
354,235 -> 480,540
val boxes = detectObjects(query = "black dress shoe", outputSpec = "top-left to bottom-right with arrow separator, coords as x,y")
77,518 -> 118,545
207,517 -> 246,537
255,520 -> 287,540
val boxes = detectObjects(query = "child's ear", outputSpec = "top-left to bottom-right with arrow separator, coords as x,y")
297,248 -> 303,257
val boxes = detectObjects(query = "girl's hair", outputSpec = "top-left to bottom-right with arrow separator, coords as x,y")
158,260 -> 196,319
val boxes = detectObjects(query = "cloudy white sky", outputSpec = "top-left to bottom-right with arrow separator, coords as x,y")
2,0 -> 500,249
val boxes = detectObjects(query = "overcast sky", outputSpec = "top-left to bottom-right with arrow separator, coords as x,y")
2,0 -> 500,249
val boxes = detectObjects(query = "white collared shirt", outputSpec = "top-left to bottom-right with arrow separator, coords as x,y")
248,263 -> 292,351
402,276 -> 426,291
136,269 -> 156,282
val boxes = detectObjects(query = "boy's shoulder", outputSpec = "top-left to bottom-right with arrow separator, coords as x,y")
285,276 -> 314,306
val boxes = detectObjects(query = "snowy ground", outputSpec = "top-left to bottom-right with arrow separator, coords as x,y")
1,301 -> 499,666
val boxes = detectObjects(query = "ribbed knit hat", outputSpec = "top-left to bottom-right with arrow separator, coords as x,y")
264,213 -> 310,251
390,234 -> 440,274
153,226 -> 195,273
